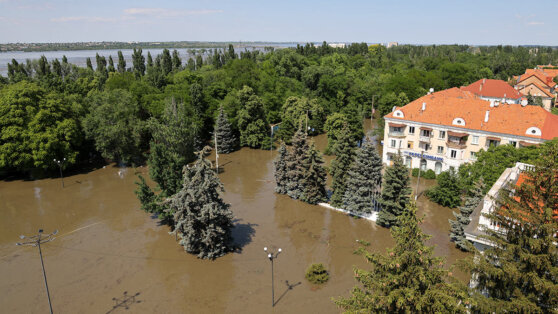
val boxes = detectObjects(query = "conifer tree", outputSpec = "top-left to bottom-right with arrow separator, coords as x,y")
214,106 -> 237,154
273,142 -> 289,194
335,202 -> 470,313
301,142 -> 327,204
172,49 -> 181,70
146,51 -> 153,69
342,137 -> 382,214
286,123 -> 309,200
86,57 -> 93,71
460,141 -> 558,312
377,152 -> 411,227
449,177 -> 485,251
107,55 -> 115,73
330,126 -> 356,207
132,48 -> 145,77
161,48 -> 173,76
134,174 -> 162,215
168,147 -> 234,260
117,50 -> 126,73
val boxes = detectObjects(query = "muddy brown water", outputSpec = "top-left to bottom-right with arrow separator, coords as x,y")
0,119 -> 469,313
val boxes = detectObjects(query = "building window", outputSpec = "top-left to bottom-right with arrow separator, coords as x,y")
408,126 -> 415,134
390,139 -> 396,148
487,139 -> 500,147
434,162 -> 442,175
419,142 -> 430,151
420,129 -> 431,137
470,151 -> 477,160
407,141 -> 414,149
509,141 -> 517,147
405,156 -> 412,168
420,159 -> 427,171
450,149 -> 457,159
437,146 -> 444,154
438,131 -> 446,139
471,135 -> 479,145
392,127 -> 402,133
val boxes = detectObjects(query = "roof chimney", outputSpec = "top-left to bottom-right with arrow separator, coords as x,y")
421,102 -> 426,111
484,110 -> 490,123
490,100 -> 494,107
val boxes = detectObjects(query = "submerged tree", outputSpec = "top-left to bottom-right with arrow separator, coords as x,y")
214,106 -> 237,154
134,174 -> 163,217
286,123 -> 309,200
273,142 -> 290,194
237,86 -> 270,149
449,177 -> 485,251
335,202 -> 470,313
460,141 -> 558,312
426,168 -> 462,208
377,152 -> 411,228
342,137 -> 383,214
330,126 -> 356,207
301,142 -> 327,204
168,147 -> 234,260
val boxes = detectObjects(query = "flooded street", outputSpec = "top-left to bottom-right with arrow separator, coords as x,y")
0,120 -> 469,313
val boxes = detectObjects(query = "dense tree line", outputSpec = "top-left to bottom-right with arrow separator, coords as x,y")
2,43 -> 558,177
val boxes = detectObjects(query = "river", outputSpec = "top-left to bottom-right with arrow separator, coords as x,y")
0,120 -> 469,313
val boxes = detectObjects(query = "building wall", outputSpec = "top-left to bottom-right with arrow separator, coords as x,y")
517,76 -> 552,94
518,85 -> 553,111
382,119 -> 543,173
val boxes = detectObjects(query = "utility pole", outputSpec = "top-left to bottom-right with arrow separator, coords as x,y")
264,246 -> 282,307
17,229 -> 58,314
53,158 -> 66,188
214,132 -> 219,173
415,151 -> 424,201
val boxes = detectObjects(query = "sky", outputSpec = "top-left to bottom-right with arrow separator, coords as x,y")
0,0 -> 557,45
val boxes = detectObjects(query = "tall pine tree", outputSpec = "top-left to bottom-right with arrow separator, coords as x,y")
335,202 -> 470,312
342,137 -> 383,214
330,125 -> 356,207
286,123 -> 309,200
168,147 -> 234,260
301,142 -> 327,204
214,106 -> 237,154
377,152 -> 411,228
107,55 -> 115,73
117,50 -> 126,73
460,141 -> 558,312
274,142 -> 289,194
449,177 -> 485,251
172,49 -> 182,70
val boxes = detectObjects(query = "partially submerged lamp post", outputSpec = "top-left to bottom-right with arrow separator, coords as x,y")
264,246 -> 282,307
53,158 -> 66,188
17,229 -> 58,314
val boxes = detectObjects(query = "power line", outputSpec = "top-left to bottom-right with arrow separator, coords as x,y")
16,229 -> 58,314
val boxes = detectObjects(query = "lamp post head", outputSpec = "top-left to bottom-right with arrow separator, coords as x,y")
278,248 -> 282,253
38,229 -> 43,233
268,253 -> 272,259
264,247 -> 268,252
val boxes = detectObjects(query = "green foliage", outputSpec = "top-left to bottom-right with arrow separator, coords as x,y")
426,168 -> 462,208
342,137 -> 382,214
286,123 -> 309,200
330,126 -> 356,207
324,112 -> 363,154
460,141 -> 558,312
457,144 -> 541,194
305,263 -> 329,284
168,148 -> 234,259
301,143 -> 327,204
237,86 -> 270,149
273,142 -> 289,194
134,174 -> 162,215
377,153 -> 411,228
449,178 -> 485,251
83,89 -> 145,165
411,168 -> 436,179
275,96 -> 325,142
335,202 -> 470,313
214,106 -> 237,154
0,81 -> 82,171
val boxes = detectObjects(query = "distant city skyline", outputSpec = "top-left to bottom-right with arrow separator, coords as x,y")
1,0 -> 557,46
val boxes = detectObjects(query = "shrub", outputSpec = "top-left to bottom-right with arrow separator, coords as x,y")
411,168 -> 436,179
305,263 -> 329,284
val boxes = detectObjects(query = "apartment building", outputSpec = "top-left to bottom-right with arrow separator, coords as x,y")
382,88 -> 558,174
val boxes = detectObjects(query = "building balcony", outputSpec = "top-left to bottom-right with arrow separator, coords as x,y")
447,140 -> 467,149
419,136 -> 431,143
388,131 -> 406,138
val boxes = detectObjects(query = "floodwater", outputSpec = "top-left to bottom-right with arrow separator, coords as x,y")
0,119 -> 469,313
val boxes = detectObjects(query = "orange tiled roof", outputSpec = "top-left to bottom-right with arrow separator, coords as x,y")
385,88 -> 558,140
517,69 -> 557,88
462,79 -> 522,99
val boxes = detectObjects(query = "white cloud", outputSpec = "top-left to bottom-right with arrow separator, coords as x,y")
123,8 -> 223,18
526,21 -> 544,26
51,16 -> 118,23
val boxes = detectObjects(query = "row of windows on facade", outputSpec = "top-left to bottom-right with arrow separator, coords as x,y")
386,155 -> 449,174
389,139 -> 479,160
390,127 -> 517,148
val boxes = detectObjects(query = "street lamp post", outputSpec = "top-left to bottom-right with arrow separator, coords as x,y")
17,229 -> 58,314
371,95 -> 379,120
53,158 -> 66,188
264,246 -> 282,307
